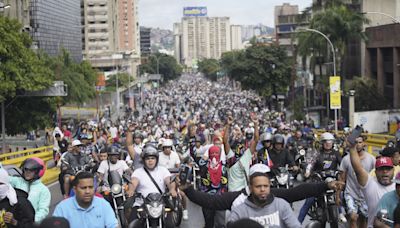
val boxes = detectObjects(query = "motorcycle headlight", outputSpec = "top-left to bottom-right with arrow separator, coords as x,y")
146,204 -> 163,218
299,149 -> 306,156
325,177 -> 334,183
111,184 -> 122,194
277,174 -> 289,185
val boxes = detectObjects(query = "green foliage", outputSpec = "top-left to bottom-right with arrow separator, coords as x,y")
0,16 -> 53,102
140,53 -> 182,82
350,77 -> 390,111
221,45 -> 292,97
197,59 -> 220,81
289,97 -> 306,121
106,73 -> 131,90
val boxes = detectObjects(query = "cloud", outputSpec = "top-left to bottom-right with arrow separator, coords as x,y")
139,0 -> 312,29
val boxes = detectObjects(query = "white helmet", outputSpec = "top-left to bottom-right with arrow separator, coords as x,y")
320,132 -> 335,141
162,139 -> 173,148
260,132 -> 273,142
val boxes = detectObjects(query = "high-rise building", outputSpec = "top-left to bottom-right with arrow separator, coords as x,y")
174,16 -> 232,67
82,0 -> 140,77
2,0 -> 82,62
231,25 -> 243,50
140,27 -> 151,56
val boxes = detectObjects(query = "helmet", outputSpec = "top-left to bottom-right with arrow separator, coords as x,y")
141,143 -> 159,161
21,157 -> 45,181
320,132 -> 335,142
272,134 -> 285,144
108,146 -> 120,156
162,139 -> 173,148
260,133 -> 273,142
134,132 -> 143,140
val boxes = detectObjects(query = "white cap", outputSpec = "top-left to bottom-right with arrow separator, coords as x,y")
249,164 -> 271,176
72,140 -> 83,147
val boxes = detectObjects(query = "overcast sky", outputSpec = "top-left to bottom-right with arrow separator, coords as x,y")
139,0 -> 313,30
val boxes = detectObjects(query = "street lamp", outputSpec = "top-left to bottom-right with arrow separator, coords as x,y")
362,11 -> 400,24
152,55 -> 161,74
296,28 -> 338,133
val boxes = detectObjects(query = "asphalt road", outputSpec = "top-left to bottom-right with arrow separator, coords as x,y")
48,182 -> 336,228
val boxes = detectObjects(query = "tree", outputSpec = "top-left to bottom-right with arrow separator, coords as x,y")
0,16 -> 56,135
197,59 -> 220,81
140,53 -> 182,82
106,73 -> 130,90
350,77 -> 390,111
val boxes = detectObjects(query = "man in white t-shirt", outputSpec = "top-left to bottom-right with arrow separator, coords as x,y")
158,139 -> 181,169
109,124 -> 118,139
97,147 -> 130,186
349,139 -> 395,228
128,144 -> 177,199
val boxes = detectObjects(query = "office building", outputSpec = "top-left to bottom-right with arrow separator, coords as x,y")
82,0 -> 140,77
174,16 -> 232,67
2,0 -> 82,61
363,0 -> 400,108
140,27 -> 151,56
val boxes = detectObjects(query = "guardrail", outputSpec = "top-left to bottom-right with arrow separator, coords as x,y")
0,146 -> 59,185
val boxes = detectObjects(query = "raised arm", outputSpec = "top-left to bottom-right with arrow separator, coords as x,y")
349,144 -> 369,187
183,186 -> 241,210
223,116 -> 234,154
126,124 -> 136,161
250,117 -> 259,154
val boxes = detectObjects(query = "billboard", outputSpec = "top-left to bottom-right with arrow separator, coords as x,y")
329,76 -> 341,109
183,7 -> 207,17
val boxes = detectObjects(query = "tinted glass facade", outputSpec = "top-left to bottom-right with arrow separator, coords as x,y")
30,0 -> 82,62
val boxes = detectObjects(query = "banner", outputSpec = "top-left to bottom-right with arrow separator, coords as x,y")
329,76 -> 341,109
183,7 -> 207,17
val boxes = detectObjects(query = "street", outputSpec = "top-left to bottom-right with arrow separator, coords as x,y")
48,182 -> 322,228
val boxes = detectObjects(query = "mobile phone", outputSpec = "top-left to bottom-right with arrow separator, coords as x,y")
348,125 -> 363,145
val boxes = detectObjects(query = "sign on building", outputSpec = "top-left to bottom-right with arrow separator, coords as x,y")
183,7 -> 207,17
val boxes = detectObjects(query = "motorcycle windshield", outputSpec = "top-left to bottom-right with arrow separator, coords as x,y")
145,193 -> 163,203
109,170 -> 122,185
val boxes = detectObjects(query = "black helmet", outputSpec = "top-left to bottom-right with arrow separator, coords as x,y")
108,146 -> 121,156
272,134 -> 285,144
141,143 -> 159,161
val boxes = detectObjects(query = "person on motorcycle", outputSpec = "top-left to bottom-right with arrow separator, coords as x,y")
97,147 -> 131,189
256,132 -> 273,166
0,168 -> 35,228
80,133 -> 99,162
158,139 -> 181,169
373,172 -> 400,228
53,171 -> 118,228
9,157 -> 50,223
227,164 -> 301,227
54,133 -> 68,162
268,134 -> 299,172
198,145 -> 228,228
127,144 -> 178,219
61,140 -> 93,198
183,135 -> 204,164
298,132 -> 343,224
338,135 -> 375,228
286,130 -> 307,161
126,124 -> 144,163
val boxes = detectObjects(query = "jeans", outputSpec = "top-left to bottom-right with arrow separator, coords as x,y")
298,197 -> 315,223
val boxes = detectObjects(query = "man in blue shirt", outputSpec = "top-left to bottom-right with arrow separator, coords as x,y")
53,171 -> 118,228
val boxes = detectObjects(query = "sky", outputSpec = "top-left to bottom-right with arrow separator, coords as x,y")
139,0 -> 313,30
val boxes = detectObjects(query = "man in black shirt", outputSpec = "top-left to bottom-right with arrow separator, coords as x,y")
269,134 -> 299,172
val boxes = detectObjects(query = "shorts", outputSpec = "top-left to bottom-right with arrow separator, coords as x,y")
344,193 -> 368,218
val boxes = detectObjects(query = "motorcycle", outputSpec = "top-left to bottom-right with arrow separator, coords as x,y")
60,159 -> 97,197
308,170 -> 339,228
270,165 -> 294,189
128,193 -> 178,228
102,170 -> 131,228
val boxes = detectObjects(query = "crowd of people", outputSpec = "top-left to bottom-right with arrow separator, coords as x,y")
0,74 -> 399,228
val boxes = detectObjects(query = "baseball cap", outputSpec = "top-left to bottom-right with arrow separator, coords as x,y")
394,172 -> 400,185
249,164 -> 271,177
71,140 -> 83,147
375,156 -> 394,169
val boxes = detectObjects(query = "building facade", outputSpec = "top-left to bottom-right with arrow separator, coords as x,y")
230,25 -> 243,50
2,0 -> 82,61
174,16 -> 232,67
140,27 -> 151,56
82,0 -> 140,77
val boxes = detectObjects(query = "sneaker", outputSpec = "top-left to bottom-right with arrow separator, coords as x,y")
182,209 -> 189,220
339,213 -> 347,223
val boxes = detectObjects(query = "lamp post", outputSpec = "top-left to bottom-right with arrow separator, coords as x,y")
349,90 -> 355,128
362,11 -> 400,24
297,28 -> 338,133
152,55 -> 161,74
